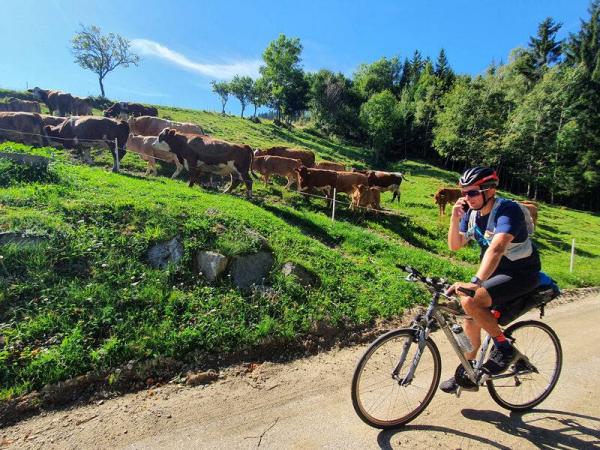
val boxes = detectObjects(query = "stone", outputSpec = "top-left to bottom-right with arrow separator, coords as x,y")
229,251 -> 274,289
186,370 -> 219,386
197,251 -> 228,282
147,237 -> 183,269
281,262 -> 319,288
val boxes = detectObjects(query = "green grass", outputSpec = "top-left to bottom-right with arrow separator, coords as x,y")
0,103 -> 599,401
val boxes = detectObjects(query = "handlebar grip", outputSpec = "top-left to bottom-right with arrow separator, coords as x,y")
457,287 -> 476,297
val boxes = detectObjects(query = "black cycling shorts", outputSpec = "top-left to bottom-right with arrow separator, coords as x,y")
481,271 -> 540,309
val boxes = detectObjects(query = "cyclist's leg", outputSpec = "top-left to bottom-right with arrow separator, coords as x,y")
463,317 -> 481,360
459,288 -> 501,339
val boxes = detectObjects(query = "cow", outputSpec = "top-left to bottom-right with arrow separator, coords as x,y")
127,134 -> 183,178
351,184 -> 381,212
314,160 -> 346,171
254,146 -> 315,168
252,155 -> 302,189
129,116 -> 205,137
0,112 -> 46,146
366,171 -> 406,202
44,117 -> 129,172
0,98 -> 41,113
295,166 -> 338,204
29,87 -> 92,116
158,128 -> 255,197
434,187 -> 462,216
104,102 -> 159,118
519,201 -> 539,227
40,114 -> 67,127
334,171 -> 369,196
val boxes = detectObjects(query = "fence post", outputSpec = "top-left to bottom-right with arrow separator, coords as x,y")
331,188 -> 337,222
114,137 -> 120,172
570,238 -> 575,273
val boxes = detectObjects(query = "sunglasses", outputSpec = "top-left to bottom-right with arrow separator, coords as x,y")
462,188 -> 489,198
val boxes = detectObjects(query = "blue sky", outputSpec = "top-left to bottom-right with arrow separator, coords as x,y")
0,0 -> 592,114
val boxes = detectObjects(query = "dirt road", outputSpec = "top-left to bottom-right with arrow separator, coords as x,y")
3,294 -> 599,449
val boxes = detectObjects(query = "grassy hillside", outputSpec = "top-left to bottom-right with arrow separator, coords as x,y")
1,103 -> 599,400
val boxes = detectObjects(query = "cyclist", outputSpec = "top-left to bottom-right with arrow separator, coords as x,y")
441,167 -> 541,393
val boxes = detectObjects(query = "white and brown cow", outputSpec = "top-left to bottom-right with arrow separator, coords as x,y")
129,116 -> 205,137
29,88 -> 92,116
366,171 -> 406,202
295,166 -> 338,204
335,171 -> 369,197
254,146 -> 315,168
158,128 -> 255,197
105,102 -> 159,118
44,117 -> 129,172
127,134 -> 183,179
252,155 -> 302,188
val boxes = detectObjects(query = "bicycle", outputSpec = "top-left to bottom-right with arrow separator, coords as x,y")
351,265 -> 563,429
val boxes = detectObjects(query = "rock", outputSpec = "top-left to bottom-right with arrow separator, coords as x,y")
186,370 -> 219,386
0,151 -> 49,169
197,251 -> 228,282
229,251 -> 274,289
147,237 -> 183,269
281,262 -> 319,288
0,232 -> 47,246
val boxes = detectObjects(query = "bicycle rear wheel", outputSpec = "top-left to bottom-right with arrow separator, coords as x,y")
487,320 -> 562,411
351,328 -> 441,429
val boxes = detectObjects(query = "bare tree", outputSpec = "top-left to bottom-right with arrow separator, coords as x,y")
71,24 -> 140,97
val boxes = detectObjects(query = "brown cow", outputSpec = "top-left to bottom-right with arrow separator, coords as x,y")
335,171 -> 369,196
158,128 -> 255,197
295,166 -> 338,202
105,102 -> 159,118
129,116 -> 205,136
314,161 -> 346,171
434,187 -> 462,216
351,184 -> 381,212
29,87 -> 91,116
252,155 -> 302,188
519,201 -> 539,227
127,134 -> 183,178
254,146 -> 315,167
0,112 -> 46,146
366,171 -> 406,202
44,117 -> 129,172
40,115 -> 67,127
0,98 -> 41,113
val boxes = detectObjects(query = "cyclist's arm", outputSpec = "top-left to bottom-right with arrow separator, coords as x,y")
475,232 -> 514,281
448,200 -> 468,251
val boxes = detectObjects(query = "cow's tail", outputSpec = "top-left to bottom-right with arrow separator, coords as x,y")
248,146 -> 260,179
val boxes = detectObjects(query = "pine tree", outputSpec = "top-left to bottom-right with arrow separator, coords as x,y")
529,17 -> 563,67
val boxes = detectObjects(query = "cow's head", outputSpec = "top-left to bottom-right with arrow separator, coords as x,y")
43,125 -> 59,138
158,128 -> 177,143
28,87 -> 45,100
295,165 -> 308,177
253,148 -> 265,157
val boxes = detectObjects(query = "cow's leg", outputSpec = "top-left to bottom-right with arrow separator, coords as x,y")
263,174 -> 269,187
240,172 -> 253,198
171,158 -> 183,179
284,175 -> 294,189
188,159 -> 199,188
149,157 -> 158,176
391,188 -> 399,203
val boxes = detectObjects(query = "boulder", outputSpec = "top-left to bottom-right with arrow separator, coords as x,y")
197,251 -> 228,281
229,251 -> 274,289
281,262 -> 319,288
0,231 -> 47,246
147,237 -> 183,269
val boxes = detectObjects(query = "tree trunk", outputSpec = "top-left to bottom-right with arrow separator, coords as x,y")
221,101 -> 226,115
98,76 -> 105,98
253,104 -> 257,117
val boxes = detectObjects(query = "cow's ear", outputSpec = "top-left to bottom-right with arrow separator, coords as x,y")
168,129 -> 175,137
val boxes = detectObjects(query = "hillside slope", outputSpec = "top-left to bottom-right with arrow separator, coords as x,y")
1,103 -> 599,400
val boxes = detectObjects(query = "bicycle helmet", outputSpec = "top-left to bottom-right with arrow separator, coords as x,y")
459,167 -> 499,189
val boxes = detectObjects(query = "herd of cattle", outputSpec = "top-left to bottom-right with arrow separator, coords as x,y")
0,87 -> 539,219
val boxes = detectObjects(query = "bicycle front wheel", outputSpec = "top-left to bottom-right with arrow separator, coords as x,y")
351,328 -> 441,429
487,320 -> 562,411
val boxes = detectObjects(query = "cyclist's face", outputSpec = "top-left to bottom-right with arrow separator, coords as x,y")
462,185 -> 493,209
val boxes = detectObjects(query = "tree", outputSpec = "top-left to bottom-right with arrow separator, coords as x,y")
359,90 -> 401,163
71,24 -> 140,98
353,57 -> 402,99
260,34 -> 308,122
211,80 -> 231,114
229,75 -> 253,118
529,17 -> 563,67
565,0 -> 600,81
249,77 -> 269,118
434,48 -> 455,90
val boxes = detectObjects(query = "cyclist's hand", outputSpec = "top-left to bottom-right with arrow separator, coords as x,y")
446,282 -> 478,298
451,198 -> 468,220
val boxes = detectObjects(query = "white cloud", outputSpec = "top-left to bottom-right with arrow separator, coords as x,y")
131,39 -> 261,80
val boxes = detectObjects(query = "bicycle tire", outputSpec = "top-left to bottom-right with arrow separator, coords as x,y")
351,328 -> 441,429
487,320 -> 562,411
